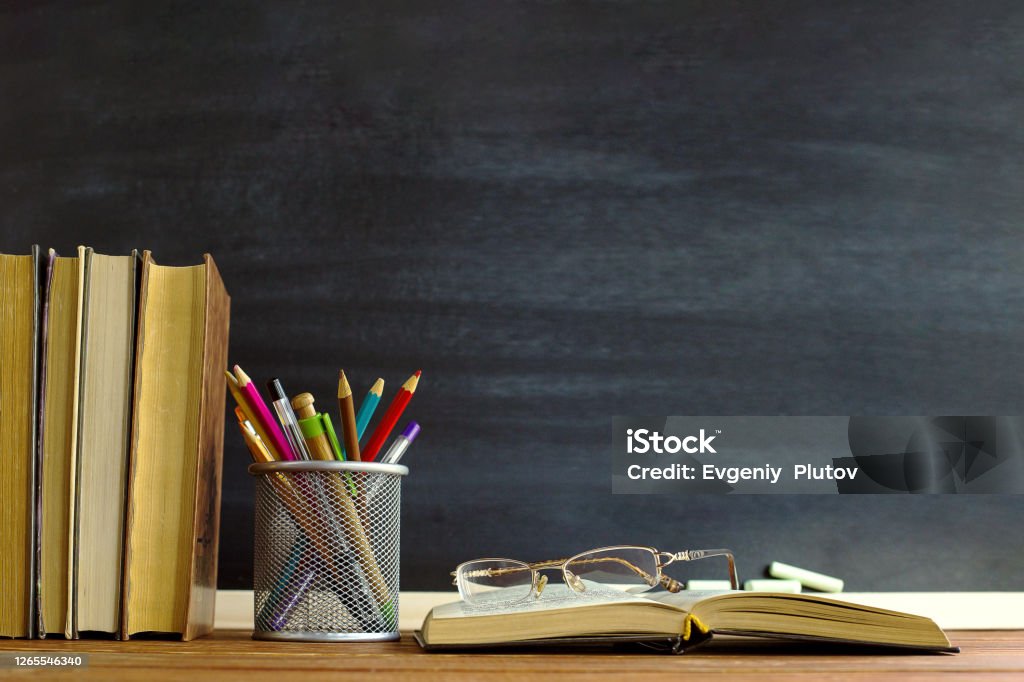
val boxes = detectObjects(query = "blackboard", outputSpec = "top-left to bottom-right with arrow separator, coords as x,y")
2,1 -> 1022,591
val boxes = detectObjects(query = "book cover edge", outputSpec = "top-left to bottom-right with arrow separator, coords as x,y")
119,250 -> 154,641
182,253 -> 230,641
33,248 -> 56,639
65,246 -> 88,639
26,245 -> 42,639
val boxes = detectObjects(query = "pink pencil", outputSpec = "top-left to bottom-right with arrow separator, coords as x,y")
233,364 -> 296,461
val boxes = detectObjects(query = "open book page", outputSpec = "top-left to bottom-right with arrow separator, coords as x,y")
646,590 -> 949,642
645,589 -> 741,611
648,590 -> 935,621
430,584 -> 653,620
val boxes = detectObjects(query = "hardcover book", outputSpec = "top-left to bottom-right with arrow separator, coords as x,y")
72,249 -> 141,637
0,247 -> 42,639
121,253 -> 230,640
38,248 -> 85,638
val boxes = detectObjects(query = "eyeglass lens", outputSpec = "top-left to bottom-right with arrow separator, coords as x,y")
564,547 -> 659,594
458,559 -> 534,604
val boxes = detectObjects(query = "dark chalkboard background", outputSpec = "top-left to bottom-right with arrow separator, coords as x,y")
2,2 -> 1022,591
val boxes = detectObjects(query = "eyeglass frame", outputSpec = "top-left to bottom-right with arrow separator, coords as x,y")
451,545 -> 739,604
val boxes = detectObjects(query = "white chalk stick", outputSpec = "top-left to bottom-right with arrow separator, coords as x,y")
685,580 -> 733,591
769,561 -> 844,593
743,579 -> 802,593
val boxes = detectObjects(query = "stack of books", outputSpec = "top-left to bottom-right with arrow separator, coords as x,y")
0,246 -> 230,641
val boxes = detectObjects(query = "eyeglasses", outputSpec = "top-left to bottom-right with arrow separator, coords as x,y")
451,545 -> 738,606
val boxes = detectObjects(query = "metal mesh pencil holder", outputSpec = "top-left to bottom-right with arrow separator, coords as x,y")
249,461 -> 408,642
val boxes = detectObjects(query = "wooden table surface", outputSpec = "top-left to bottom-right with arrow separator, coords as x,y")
0,630 -> 1021,680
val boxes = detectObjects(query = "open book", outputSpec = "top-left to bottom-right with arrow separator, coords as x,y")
417,586 -> 956,654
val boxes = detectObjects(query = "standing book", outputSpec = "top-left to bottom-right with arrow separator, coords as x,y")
37,248 -> 86,638
71,249 -> 141,637
121,253 -> 230,640
0,247 -> 43,639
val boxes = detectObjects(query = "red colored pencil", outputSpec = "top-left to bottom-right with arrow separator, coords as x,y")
362,371 -> 421,461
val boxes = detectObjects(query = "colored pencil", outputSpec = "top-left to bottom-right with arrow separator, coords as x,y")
362,370 -> 421,462
235,410 -> 274,464
355,378 -> 384,440
237,420 -> 346,608
337,371 -> 362,462
235,383 -> 390,615
234,364 -> 296,461
226,371 -> 284,460
262,536 -> 311,631
290,393 -> 391,606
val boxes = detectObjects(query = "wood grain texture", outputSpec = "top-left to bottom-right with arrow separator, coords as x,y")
0,2 -> 1022,592
0,631 -> 1020,681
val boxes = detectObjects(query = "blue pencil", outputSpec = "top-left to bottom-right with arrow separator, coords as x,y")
355,378 -> 384,441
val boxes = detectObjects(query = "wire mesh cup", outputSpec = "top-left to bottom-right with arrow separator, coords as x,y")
249,460 -> 408,641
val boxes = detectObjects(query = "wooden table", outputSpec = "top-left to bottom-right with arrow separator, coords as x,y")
0,630 -> 1020,680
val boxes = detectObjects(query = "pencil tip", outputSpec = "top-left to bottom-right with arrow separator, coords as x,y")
224,369 -> 238,386
338,370 -> 352,397
371,378 -> 385,395
233,364 -> 251,385
414,370 -> 422,377
405,371 -> 421,392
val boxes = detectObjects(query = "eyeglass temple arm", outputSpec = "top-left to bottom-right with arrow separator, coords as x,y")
451,558 -> 570,585
659,548 -> 739,592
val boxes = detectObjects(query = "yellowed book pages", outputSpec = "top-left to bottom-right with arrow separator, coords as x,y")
123,259 -> 207,635
0,252 -> 38,638
75,251 -> 137,634
39,252 -> 85,636
420,587 -> 953,652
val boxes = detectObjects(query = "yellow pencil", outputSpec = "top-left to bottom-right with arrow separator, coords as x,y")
226,370 -> 283,460
235,414 -> 359,595
235,409 -> 274,464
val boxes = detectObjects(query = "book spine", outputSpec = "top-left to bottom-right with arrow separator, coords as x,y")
182,254 -> 230,641
119,251 -> 154,641
113,250 -> 142,641
27,245 -> 42,640
33,249 -> 56,639
66,246 -> 88,639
